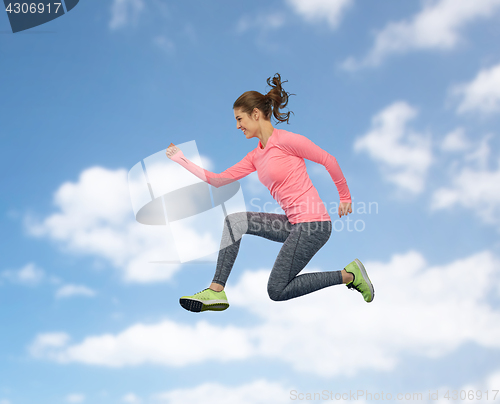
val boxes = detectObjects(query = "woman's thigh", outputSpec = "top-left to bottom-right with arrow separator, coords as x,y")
269,221 -> 332,284
224,211 -> 293,244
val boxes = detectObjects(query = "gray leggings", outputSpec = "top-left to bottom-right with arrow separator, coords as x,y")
212,212 -> 343,301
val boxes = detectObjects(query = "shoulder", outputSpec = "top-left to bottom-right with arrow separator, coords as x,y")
245,148 -> 258,161
274,128 -> 306,146
274,128 -> 299,140
275,128 -> 298,137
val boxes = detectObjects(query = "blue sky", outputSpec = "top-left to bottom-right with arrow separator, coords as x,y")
2,0 -> 500,403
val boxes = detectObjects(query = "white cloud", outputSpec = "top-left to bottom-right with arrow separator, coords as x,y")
29,332 -> 70,359
29,250 -> 500,377
25,157 -> 244,281
286,0 -> 353,28
342,0 -> 500,70
441,128 -> 470,152
28,320 -> 254,367
122,393 -> 142,403
464,134 -> 493,168
0,399 -> 12,404
377,368 -> 500,404
451,63 -> 500,116
65,394 -> 85,403
154,380 -> 291,404
1,262 -> 44,286
55,284 -> 96,299
486,370 -> 500,394
228,250 -> 500,376
427,369 -> 500,404
354,101 -> 432,194
25,166 -> 187,283
432,135 -> 500,226
109,0 -> 145,31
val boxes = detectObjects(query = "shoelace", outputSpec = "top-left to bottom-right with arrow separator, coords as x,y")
346,272 -> 361,293
192,288 -> 224,299
193,288 -> 210,296
347,283 -> 361,293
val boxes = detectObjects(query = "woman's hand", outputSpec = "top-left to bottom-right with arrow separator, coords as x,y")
338,202 -> 352,218
166,143 -> 180,159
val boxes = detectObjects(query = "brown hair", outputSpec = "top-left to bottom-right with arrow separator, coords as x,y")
233,73 -> 294,124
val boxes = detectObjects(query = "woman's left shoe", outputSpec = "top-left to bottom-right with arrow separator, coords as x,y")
344,258 -> 374,303
179,288 -> 230,312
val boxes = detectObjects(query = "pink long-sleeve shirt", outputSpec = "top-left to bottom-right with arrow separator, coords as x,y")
170,128 -> 351,224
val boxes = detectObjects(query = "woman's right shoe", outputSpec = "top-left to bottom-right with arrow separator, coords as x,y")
179,288 -> 230,312
344,258 -> 375,303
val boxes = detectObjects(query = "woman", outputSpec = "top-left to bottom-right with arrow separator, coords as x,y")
166,73 -> 374,313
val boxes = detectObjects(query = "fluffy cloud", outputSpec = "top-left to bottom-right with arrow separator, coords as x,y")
65,394 -> 85,403
440,128 -> 471,152
236,0 -> 351,37
1,262 -> 45,286
122,393 -> 142,403
29,320 -> 254,367
28,250 -> 500,377
354,101 -> 432,194
153,380 -> 292,404
147,370 -> 500,404
29,332 -> 70,359
430,369 -> 500,404
109,0 -> 145,30
25,145 -> 243,281
228,250 -> 500,376
432,135 -> 500,226
286,0 -> 353,28
451,63 -> 500,116
25,165 -> 217,283
0,263 -> 97,300
342,0 -> 500,69
55,284 -> 96,299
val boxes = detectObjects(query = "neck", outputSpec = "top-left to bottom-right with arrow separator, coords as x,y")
258,120 -> 275,148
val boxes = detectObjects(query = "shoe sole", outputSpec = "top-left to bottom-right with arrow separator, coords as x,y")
179,298 -> 229,313
354,258 -> 375,303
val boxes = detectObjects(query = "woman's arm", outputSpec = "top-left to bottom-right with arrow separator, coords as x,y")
166,144 -> 256,188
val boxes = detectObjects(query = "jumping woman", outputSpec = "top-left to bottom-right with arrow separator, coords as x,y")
166,73 -> 374,313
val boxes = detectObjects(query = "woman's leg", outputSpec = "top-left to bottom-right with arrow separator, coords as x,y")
267,220 -> 343,301
211,212 -> 292,288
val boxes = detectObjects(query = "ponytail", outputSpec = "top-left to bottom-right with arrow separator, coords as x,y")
233,73 -> 294,124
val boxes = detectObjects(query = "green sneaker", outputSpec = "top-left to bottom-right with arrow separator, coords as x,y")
179,288 -> 229,313
345,258 -> 374,303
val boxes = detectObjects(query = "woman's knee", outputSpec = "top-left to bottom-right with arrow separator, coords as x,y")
225,212 -> 247,222
267,283 -> 287,301
224,212 -> 249,235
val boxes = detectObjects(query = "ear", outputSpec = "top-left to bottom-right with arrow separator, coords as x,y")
253,108 -> 260,120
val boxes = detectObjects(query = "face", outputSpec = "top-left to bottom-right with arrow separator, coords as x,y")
234,108 -> 259,139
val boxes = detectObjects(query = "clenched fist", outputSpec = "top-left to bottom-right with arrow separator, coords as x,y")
166,143 -> 180,159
